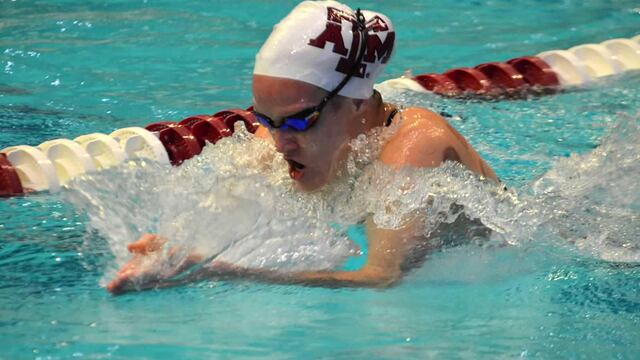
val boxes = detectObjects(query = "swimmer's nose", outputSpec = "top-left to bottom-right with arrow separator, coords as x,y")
272,130 -> 300,153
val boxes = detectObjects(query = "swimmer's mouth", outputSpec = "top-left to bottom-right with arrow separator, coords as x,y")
285,158 -> 305,180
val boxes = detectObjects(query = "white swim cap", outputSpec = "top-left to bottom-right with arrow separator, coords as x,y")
254,1 -> 395,100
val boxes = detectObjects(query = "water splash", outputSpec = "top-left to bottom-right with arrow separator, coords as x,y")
531,112 -> 640,262
63,110 -> 640,288
65,131 -> 356,281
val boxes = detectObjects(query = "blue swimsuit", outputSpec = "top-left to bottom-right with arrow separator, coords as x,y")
340,224 -> 369,272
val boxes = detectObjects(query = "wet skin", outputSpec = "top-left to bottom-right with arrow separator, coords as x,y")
107,76 -> 498,294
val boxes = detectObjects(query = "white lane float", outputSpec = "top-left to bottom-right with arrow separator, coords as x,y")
74,133 -> 127,170
536,50 -> 593,86
376,77 -> 429,93
569,44 -> 623,78
110,127 -> 170,165
37,139 -> 97,185
0,145 -> 60,192
600,38 -> 640,70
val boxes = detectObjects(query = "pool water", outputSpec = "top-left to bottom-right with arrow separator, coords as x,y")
1,0 -> 640,359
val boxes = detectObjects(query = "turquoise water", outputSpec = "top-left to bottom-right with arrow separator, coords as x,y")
1,1 -> 640,359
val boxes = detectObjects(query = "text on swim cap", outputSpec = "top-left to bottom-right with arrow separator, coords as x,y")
307,7 -> 395,79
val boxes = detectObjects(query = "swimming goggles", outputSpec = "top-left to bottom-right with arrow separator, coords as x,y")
252,9 -> 368,132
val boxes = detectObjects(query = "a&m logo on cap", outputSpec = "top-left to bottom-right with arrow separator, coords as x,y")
307,7 -> 395,79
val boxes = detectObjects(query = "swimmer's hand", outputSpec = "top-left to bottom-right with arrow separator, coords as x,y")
107,234 -> 203,295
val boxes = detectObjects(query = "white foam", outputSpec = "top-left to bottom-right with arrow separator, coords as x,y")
531,112 -> 640,262
64,108 -> 640,288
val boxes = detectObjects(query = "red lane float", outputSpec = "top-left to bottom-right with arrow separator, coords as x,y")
179,115 -> 232,146
413,73 -> 460,96
0,153 -> 24,197
475,62 -> 526,90
212,109 -> 259,134
145,122 -> 202,166
506,56 -> 559,87
443,67 -> 495,94
409,56 -> 559,97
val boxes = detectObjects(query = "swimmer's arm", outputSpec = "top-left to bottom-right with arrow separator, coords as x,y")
202,217 -> 422,288
203,264 -> 399,288
107,217 -> 421,293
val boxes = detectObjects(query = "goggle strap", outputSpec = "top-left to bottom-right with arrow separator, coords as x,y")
325,9 -> 368,100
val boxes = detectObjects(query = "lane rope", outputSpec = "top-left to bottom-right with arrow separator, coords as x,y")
1,35 -> 638,197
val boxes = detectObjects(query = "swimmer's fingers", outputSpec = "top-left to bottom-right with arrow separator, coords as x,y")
127,234 -> 167,254
108,258 -> 171,294
106,277 -> 126,294
107,266 -> 163,294
115,257 -> 139,277
115,251 -> 158,277
108,250 -> 204,295
127,233 -> 154,254
167,245 -> 180,257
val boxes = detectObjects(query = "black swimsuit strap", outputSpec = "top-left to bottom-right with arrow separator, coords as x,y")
385,108 -> 398,127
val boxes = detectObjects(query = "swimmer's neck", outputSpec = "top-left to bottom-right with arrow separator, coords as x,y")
355,93 -> 394,132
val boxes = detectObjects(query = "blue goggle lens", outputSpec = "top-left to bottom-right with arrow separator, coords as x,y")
254,112 -> 312,132
284,118 -> 310,131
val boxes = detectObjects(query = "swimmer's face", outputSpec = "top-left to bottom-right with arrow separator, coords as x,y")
252,75 -> 362,191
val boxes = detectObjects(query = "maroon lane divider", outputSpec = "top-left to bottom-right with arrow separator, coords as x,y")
212,109 -> 260,134
179,115 -> 232,146
146,107 -> 261,166
506,56 -> 559,87
413,56 -> 559,97
145,122 -> 202,166
475,62 -> 527,91
443,67 -> 495,94
413,73 -> 460,96
0,153 -> 24,197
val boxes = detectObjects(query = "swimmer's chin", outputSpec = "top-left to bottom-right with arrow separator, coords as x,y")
292,180 -> 322,192
293,167 -> 351,193
291,175 -> 328,192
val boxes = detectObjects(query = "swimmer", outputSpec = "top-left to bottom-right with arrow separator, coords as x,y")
107,0 -> 498,294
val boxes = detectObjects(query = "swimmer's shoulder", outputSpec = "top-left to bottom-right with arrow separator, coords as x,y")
380,106 -> 499,181
390,106 -> 454,140
379,106 -> 459,168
